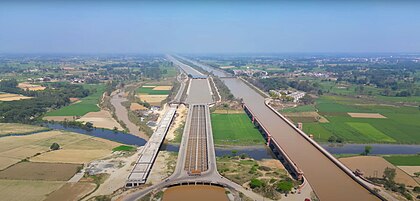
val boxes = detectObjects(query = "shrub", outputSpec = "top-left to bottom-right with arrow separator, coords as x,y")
50,142 -> 60,150
249,178 -> 264,189
277,180 -> 293,193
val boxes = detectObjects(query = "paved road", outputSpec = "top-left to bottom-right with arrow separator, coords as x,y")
172,73 -> 187,103
180,58 -> 381,201
110,90 -> 149,140
166,55 -> 204,78
186,79 -> 213,104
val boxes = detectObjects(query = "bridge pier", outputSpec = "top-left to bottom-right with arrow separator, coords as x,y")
243,104 -> 304,182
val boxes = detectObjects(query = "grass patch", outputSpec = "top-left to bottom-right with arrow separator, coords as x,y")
112,145 -> 136,152
303,95 -> 420,144
346,122 -> 395,143
137,87 -> 170,95
281,105 -> 316,113
383,155 -> 420,166
211,113 -> 265,146
46,84 -> 105,116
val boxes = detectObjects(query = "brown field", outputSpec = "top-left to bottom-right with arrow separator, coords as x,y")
45,182 -> 96,201
42,116 -> 76,121
0,179 -> 64,201
153,85 -> 172,90
0,145 -> 46,160
348,113 -> 387,118
0,93 -> 32,101
77,110 -> 123,130
17,82 -> 46,91
130,103 -> 147,111
163,185 -> 228,201
213,109 -> 245,114
0,131 -> 120,169
31,150 -> 113,164
340,156 -> 418,187
398,166 -> 420,177
0,123 -> 48,136
0,131 -> 62,169
285,112 -> 329,123
138,94 -> 168,106
0,157 -> 20,170
259,159 -> 285,170
69,97 -> 80,102
0,162 -> 81,181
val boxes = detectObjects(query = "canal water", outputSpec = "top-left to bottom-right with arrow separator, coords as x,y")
44,123 -> 147,146
43,123 -> 420,157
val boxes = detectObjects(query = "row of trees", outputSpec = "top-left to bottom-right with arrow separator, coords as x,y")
0,79 -> 91,123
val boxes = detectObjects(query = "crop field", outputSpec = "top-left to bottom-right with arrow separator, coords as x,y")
0,123 -> 50,136
339,156 -> 418,187
0,93 -> 32,101
137,85 -> 171,95
383,155 -> 420,166
44,182 -> 96,201
0,179 -> 64,201
0,162 -> 81,181
138,94 -> 168,106
77,110 -> 123,130
0,130 -> 120,168
45,84 -> 105,117
281,105 -> 316,113
211,113 -> 265,146
301,95 -> 420,144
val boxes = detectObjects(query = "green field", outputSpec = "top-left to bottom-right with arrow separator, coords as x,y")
281,105 -> 316,113
112,145 -> 136,152
302,95 -> 420,144
45,84 -> 105,116
211,113 -> 265,146
137,86 -> 171,95
383,155 -> 420,166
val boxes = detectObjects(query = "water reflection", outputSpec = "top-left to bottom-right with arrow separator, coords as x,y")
44,123 -> 147,146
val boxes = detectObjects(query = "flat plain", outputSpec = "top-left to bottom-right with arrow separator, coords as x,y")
211,113 -> 265,146
45,84 -> 105,117
0,162 -> 81,181
288,95 -> 420,144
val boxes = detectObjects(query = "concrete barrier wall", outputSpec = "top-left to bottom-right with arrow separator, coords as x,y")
264,100 -> 386,200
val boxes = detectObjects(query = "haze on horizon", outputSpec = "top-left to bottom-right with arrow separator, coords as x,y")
0,0 -> 420,54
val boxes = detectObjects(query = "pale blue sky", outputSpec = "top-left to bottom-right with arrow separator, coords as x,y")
1,1 -> 420,53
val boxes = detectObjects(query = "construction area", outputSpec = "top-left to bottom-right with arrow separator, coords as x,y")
126,105 -> 177,187
184,104 -> 209,175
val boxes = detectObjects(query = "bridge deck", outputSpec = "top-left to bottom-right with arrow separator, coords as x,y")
126,105 -> 177,187
184,104 -> 209,174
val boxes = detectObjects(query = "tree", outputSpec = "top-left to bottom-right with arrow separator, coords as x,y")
362,146 -> 372,155
328,136 -> 337,143
50,142 -> 60,150
85,122 -> 94,130
383,167 -> 396,183
276,180 -> 293,193
222,103 -> 229,114
300,94 -> 314,105
414,172 -> 420,177
249,178 -> 264,189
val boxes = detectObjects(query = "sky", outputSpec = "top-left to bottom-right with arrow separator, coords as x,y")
1,0 -> 420,54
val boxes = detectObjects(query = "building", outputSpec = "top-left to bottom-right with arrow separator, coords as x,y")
270,89 -> 306,103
